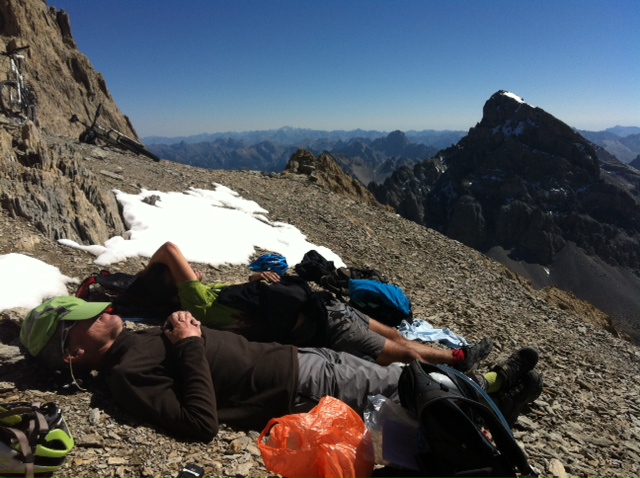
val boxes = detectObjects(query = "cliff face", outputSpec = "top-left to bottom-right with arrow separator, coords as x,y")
0,0 -> 142,245
0,0 -> 136,138
371,91 -> 640,340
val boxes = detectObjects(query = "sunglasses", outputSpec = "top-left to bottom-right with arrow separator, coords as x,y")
59,310 -> 112,356
60,321 -> 77,358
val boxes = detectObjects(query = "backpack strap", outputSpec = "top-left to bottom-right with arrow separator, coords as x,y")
0,404 -> 49,478
5,426 -> 35,477
419,393 -> 535,476
467,398 -> 536,476
75,273 -> 99,299
416,395 -> 504,476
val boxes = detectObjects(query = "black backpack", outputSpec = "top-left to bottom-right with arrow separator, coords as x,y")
295,250 -> 412,327
398,361 -> 536,477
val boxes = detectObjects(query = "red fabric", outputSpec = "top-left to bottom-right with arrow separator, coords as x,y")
451,348 -> 465,363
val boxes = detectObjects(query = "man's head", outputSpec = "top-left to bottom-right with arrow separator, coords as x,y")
20,296 -> 113,370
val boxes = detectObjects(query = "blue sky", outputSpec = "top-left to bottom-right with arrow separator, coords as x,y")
51,0 -> 639,137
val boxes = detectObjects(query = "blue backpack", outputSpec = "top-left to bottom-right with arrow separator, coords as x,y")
296,250 -> 413,327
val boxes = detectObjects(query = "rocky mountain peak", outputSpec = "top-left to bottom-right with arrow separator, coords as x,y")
0,0 -> 136,138
480,90 -> 530,126
371,91 -> 640,342
467,90 -> 600,183
374,130 -> 410,156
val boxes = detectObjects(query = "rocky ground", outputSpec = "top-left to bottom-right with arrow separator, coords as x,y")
1,132 -> 639,477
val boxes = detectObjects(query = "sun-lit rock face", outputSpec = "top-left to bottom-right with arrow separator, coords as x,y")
0,0 -> 136,139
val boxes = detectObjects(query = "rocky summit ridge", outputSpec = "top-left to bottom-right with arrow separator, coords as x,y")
0,1 -> 640,477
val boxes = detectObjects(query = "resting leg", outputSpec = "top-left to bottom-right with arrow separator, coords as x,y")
324,299 -> 454,366
369,319 -> 455,365
294,347 -> 402,414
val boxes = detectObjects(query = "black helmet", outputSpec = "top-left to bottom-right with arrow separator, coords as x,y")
0,402 -> 74,477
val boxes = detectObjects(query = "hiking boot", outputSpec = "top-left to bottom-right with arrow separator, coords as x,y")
492,347 -> 539,389
492,370 -> 543,426
454,338 -> 494,372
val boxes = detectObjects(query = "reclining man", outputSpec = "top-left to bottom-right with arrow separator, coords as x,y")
133,241 -> 493,371
20,297 -> 543,441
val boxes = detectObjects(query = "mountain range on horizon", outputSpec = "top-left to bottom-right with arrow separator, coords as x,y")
145,124 -> 640,197
145,124 -> 640,186
143,124 -> 640,148
142,126 -> 469,148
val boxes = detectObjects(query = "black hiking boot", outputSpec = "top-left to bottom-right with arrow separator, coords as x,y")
492,346 -> 539,389
492,370 -> 543,426
454,338 -> 494,372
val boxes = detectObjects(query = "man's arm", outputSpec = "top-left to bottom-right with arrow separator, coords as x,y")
108,312 -> 219,441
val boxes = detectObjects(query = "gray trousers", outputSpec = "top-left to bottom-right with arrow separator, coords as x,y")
294,347 -> 402,415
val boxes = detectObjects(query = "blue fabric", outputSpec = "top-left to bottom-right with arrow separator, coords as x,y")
348,279 -> 412,315
248,253 -> 288,276
397,319 -> 469,349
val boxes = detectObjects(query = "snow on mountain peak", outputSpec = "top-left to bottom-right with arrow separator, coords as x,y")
500,91 -> 527,104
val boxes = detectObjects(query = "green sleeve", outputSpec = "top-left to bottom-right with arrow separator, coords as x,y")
177,280 -> 238,327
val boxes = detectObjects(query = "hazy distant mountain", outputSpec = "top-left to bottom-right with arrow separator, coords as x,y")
578,127 -> 640,164
144,127 -> 465,150
148,129 -> 445,184
148,139 -> 298,172
605,125 -> 640,137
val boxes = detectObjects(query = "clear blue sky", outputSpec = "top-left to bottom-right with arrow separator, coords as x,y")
51,0 -> 639,137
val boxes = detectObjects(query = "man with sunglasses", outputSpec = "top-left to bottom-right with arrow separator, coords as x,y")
21,296 -> 405,441
21,296 -> 542,441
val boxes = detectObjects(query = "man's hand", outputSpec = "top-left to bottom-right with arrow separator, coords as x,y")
163,311 -> 202,344
249,271 -> 281,283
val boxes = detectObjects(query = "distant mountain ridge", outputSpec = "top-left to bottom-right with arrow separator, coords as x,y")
148,129 -> 451,184
146,123 -> 640,187
143,126 -> 466,150
578,127 -> 640,164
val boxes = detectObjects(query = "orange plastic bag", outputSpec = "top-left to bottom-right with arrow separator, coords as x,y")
258,396 -> 374,477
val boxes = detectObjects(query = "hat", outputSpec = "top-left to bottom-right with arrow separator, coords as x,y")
20,296 -> 111,357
